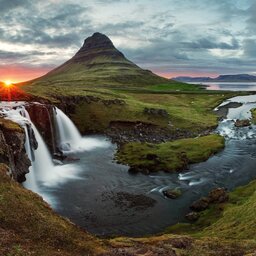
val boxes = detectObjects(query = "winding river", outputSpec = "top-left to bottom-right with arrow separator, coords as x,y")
2,90 -> 256,237
33,94 -> 256,237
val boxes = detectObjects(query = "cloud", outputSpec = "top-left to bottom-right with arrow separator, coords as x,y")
0,0 -> 255,81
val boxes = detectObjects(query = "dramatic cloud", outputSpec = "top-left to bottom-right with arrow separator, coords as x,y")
0,0 -> 255,81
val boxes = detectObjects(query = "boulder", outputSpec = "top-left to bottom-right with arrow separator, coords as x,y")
185,212 -> 200,222
163,188 -> 182,199
208,187 -> 229,203
143,107 -> 169,118
234,119 -> 251,127
190,197 -> 210,212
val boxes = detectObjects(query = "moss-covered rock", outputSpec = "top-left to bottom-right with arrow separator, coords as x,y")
116,134 -> 225,173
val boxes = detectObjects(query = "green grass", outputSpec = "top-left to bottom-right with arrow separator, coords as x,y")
251,108 -> 256,124
116,134 -> 225,173
0,118 -> 23,133
147,83 -> 204,92
165,179 -> 256,241
202,180 -> 256,239
0,163 -> 106,256
64,89 -> 239,135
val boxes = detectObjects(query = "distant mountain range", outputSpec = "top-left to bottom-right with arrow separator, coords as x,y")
173,74 -> 256,83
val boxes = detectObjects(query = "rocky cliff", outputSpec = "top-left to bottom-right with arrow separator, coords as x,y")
0,118 -> 30,182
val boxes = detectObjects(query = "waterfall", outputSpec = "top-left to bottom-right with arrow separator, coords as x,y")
54,107 -> 82,152
23,124 -> 38,192
16,107 -> 55,189
0,101 -> 108,206
28,122 -> 55,183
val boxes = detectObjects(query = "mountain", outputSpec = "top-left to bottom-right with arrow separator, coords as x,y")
173,76 -> 213,82
29,32 -> 172,87
173,74 -> 256,83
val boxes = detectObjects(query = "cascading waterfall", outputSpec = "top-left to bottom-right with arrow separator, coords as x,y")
0,101 -> 108,206
54,107 -> 82,152
4,106 -> 55,194
23,124 -> 38,192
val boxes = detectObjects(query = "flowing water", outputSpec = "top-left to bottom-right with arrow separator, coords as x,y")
1,95 -> 256,237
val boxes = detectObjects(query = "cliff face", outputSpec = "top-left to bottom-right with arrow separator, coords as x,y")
26,103 -> 57,154
0,118 -> 30,182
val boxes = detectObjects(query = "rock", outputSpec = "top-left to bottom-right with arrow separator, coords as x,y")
208,187 -> 229,203
102,99 -> 125,106
186,212 -> 200,222
143,107 -> 169,117
146,153 -> 158,160
168,237 -> 193,249
0,119 -> 30,182
163,188 -> 182,199
190,197 -> 210,212
235,119 -> 251,127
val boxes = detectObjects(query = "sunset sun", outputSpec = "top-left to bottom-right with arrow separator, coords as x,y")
4,80 -> 13,87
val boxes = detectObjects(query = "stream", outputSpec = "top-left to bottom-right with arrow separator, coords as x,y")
1,94 -> 256,237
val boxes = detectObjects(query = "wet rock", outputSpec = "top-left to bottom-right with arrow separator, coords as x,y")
190,197 -> 210,212
208,187 -> 229,203
214,102 -> 242,119
0,119 -> 30,182
102,191 -> 156,210
128,167 -> 150,175
235,119 -> 251,127
186,212 -> 200,222
26,103 -> 57,154
163,188 -> 182,199
107,120 -> 211,145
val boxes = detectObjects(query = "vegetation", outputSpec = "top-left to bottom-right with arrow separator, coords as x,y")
1,160 -> 256,255
0,118 -> 23,133
251,108 -> 256,124
146,83 -> 204,92
116,135 -> 225,173
166,179 -> 256,241
1,32 -> 255,255
0,163 -> 106,256
49,88 -> 239,134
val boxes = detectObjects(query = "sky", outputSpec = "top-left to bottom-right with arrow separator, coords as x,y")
0,0 -> 256,82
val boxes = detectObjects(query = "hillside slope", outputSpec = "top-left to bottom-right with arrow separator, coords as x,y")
27,32 -> 172,88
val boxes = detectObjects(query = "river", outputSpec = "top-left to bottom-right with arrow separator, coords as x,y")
33,95 -> 256,237
2,92 -> 256,237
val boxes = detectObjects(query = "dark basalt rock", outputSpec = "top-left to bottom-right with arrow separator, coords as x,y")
234,119 -> 251,127
163,188 -> 182,199
26,103 -> 57,154
143,107 -> 169,118
189,187 -> 229,216
102,191 -> 156,211
186,212 -> 200,222
190,197 -> 210,212
0,120 -> 30,182
208,187 -> 229,203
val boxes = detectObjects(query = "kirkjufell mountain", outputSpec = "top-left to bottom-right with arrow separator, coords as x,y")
29,32 -> 171,87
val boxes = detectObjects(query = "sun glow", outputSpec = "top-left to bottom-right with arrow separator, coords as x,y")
4,80 -> 13,87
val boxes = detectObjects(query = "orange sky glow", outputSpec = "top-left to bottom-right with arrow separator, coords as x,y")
0,65 -> 51,83
0,66 -> 218,84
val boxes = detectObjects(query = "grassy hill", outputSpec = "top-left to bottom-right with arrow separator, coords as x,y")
24,32 -> 175,89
